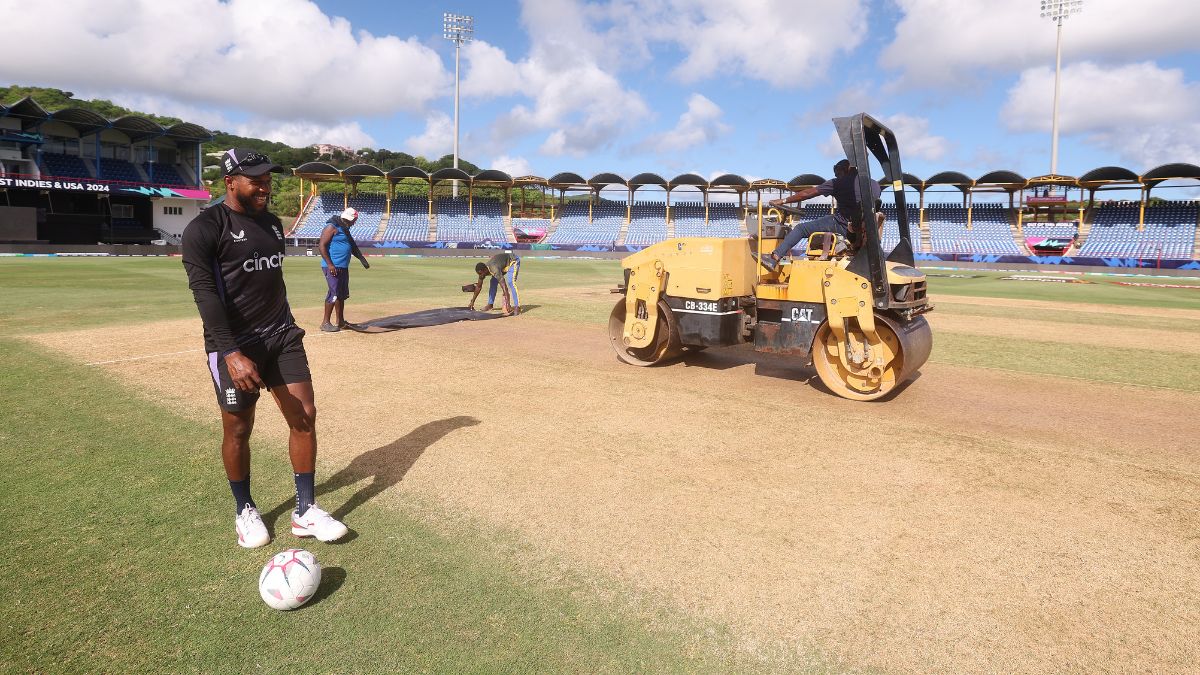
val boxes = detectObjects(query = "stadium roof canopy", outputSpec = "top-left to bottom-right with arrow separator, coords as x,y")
0,96 -> 49,122
472,169 -> 513,185
386,165 -> 429,181
1142,162 -> 1200,187
878,172 -> 924,190
787,173 -> 825,188
1076,166 -> 1137,186
341,163 -> 385,180
547,171 -> 587,188
628,172 -> 667,190
668,173 -> 707,189
48,107 -> 109,135
165,122 -> 212,141
975,170 -> 1026,190
110,115 -> 164,142
293,162 -> 341,179
588,172 -> 627,188
925,171 -> 973,191
709,173 -> 750,190
429,167 -> 471,184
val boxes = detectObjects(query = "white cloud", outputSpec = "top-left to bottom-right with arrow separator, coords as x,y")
818,113 -> 948,170
460,0 -> 867,158
593,0 -> 868,87
797,84 -> 882,129
461,20 -> 650,157
490,155 -> 534,177
1002,61 -> 1200,167
882,114 -> 950,162
403,112 -> 453,159
882,0 -> 1200,86
234,120 -> 375,150
636,94 -> 730,154
0,0 -> 449,123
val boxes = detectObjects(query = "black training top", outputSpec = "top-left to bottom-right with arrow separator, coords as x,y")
181,203 -> 296,353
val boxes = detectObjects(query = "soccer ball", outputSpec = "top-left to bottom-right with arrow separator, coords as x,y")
258,548 -> 322,611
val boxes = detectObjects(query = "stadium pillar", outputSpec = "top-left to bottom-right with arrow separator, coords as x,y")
1050,19 -> 1063,174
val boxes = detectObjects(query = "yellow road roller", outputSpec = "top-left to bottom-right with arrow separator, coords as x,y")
608,113 -> 933,400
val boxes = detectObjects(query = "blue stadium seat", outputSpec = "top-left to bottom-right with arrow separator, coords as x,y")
926,203 -> 1020,255
546,200 -> 623,245
95,158 -> 144,184
625,200 -> 666,245
143,163 -> 189,186
1078,201 -> 1198,258
382,195 -> 430,241
40,153 -> 92,179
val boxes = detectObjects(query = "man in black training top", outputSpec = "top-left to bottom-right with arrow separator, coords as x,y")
182,148 -> 347,549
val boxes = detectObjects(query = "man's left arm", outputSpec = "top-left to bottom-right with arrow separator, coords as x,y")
771,186 -> 820,206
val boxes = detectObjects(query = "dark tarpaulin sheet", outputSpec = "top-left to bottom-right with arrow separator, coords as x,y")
345,307 -> 507,333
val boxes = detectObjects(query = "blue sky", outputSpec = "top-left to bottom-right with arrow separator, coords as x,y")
2,0 -> 1198,194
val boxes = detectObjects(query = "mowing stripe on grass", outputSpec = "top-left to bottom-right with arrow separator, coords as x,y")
931,332 -> 1200,392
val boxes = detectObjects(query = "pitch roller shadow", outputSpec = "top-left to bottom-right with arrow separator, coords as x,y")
679,344 -> 923,401
263,415 -> 481,533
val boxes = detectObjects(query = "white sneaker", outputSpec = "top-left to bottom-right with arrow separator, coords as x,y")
291,503 -> 348,542
235,505 -> 270,549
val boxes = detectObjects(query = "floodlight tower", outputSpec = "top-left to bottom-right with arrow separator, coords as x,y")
443,12 -> 474,198
1040,0 -> 1084,175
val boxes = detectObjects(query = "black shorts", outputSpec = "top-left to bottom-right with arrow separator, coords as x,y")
206,325 -> 311,412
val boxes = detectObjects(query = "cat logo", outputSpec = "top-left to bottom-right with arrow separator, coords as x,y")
783,307 -> 818,323
231,229 -> 247,242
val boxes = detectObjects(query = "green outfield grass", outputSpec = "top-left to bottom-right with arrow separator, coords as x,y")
2,255 -> 1199,672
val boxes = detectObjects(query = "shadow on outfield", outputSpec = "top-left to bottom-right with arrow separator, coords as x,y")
263,415 -> 481,529
680,343 -> 924,401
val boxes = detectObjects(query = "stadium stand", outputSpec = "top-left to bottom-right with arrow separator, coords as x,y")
1078,201 -> 1198,258
880,204 -> 921,251
143,162 -> 188,186
40,152 -> 91,179
345,193 -> 385,241
927,203 -> 1020,255
383,195 -> 430,241
706,203 -> 743,237
291,192 -> 346,238
95,158 -> 144,183
433,197 -> 472,241
672,201 -> 743,238
671,201 -> 706,237
546,200 -> 623,245
625,200 -> 667,245
467,198 -> 509,242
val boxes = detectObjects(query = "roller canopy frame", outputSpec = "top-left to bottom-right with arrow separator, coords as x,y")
832,113 -> 915,311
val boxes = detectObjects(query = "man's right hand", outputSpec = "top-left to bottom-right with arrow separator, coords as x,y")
224,351 -> 265,392
327,266 -> 338,277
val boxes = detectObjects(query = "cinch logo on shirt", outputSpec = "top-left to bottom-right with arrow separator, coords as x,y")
243,252 -> 284,272
231,229 -> 247,242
